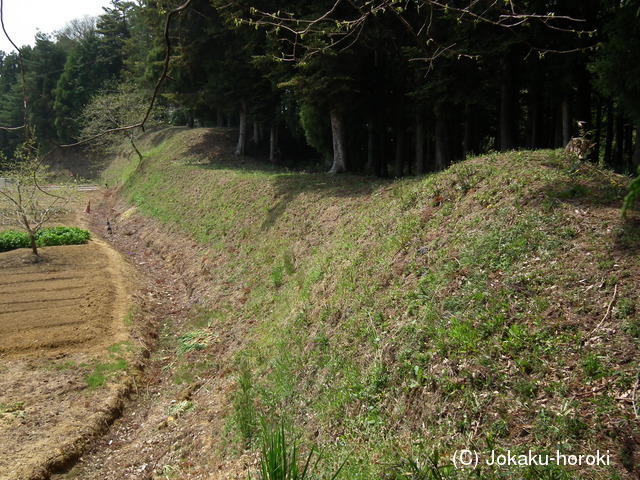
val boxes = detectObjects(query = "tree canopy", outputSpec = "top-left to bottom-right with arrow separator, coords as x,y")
0,0 -> 638,180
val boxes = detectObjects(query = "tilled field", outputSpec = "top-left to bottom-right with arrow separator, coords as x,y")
0,241 -> 135,480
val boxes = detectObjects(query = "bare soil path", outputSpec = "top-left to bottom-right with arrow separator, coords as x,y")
0,182 -> 252,480
46,190 -> 251,480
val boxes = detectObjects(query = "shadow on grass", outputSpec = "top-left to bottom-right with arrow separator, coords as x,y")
543,177 -> 628,208
261,173 -> 390,229
143,126 -> 191,150
180,128 -> 394,229
542,174 -> 640,252
616,216 -> 640,251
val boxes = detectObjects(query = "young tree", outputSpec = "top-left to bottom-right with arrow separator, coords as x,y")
79,81 -> 163,162
0,139 -> 74,257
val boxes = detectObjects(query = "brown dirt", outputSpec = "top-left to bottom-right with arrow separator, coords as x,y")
45,188 -> 253,480
1,138 -> 248,480
0,242 -> 130,357
0,193 -> 140,480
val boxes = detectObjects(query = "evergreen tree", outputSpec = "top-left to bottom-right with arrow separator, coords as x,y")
591,0 -> 640,169
25,34 -> 68,146
0,51 -> 27,157
53,31 -> 105,142
53,1 -> 132,142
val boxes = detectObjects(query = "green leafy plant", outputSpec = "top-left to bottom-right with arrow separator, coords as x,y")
234,363 -> 258,445
271,265 -> 285,288
35,226 -> 91,246
0,230 -> 30,251
390,449 -> 456,480
85,343 -> 130,388
85,357 -> 128,388
0,226 -> 91,252
251,417 -> 345,480
622,170 -> 639,216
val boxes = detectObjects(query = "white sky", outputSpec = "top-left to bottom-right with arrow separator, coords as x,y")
0,0 -> 110,53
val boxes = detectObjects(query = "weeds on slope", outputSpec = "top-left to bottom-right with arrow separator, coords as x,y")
105,130 -> 640,479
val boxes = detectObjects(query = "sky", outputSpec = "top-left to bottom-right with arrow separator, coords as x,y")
0,0 -> 110,53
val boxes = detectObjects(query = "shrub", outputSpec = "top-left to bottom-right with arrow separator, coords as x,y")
0,226 -> 91,252
0,230 -> 29,252
623,168 -> 640,215
35,226 -> 91,246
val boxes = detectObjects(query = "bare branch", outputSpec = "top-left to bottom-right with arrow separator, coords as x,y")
0,0 -> 28,134
246,0 -> 596,63
48,0 -> 194,153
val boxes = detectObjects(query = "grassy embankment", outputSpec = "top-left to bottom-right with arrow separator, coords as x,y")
104,127 -> 640,479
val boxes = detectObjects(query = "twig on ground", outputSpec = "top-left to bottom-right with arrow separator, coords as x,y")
632,370 -> 640,420
585,284 -> 618,340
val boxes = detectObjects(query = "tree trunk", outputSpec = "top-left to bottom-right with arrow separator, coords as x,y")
562,92 -> 572,147
499,51 -> 516,151
329,110 -> 347,174
367,122 -> 375,175
235,101 -> 248,156
591,99 -> 602,162
434,103 -> 449,171
29,234 -> 38,256
252,122 -> 260,146
463,101 -> 479,157
22,215 -> 38,256
614,114 -> 624,169
269,124 -> 279,163
415,110 -> 425,175
625,123 -> 634,170
633,124 -> 640,170
527,55 -> 543,149
604,102 -> 614,163
393,130 -> 405,178
575,65 -> 591,132
529,99 -> 541,149
216,109 -> 225,127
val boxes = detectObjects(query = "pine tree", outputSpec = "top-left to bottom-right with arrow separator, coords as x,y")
25,34 -> 67,147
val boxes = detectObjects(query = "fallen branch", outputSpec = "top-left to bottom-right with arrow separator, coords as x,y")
585,283 -> 618,340
633,369 -> 640,420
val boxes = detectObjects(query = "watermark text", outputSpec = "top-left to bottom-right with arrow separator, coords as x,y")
452,449 -> 611,470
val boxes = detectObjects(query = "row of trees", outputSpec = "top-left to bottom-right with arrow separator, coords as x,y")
0,0 -> 639,177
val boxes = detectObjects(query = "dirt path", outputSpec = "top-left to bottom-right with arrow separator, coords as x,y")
44,190 -> 252,480
0,185 -> 251,480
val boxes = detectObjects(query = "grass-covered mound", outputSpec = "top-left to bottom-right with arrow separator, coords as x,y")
105,127 -> 640,479
0,226 -> 91,252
